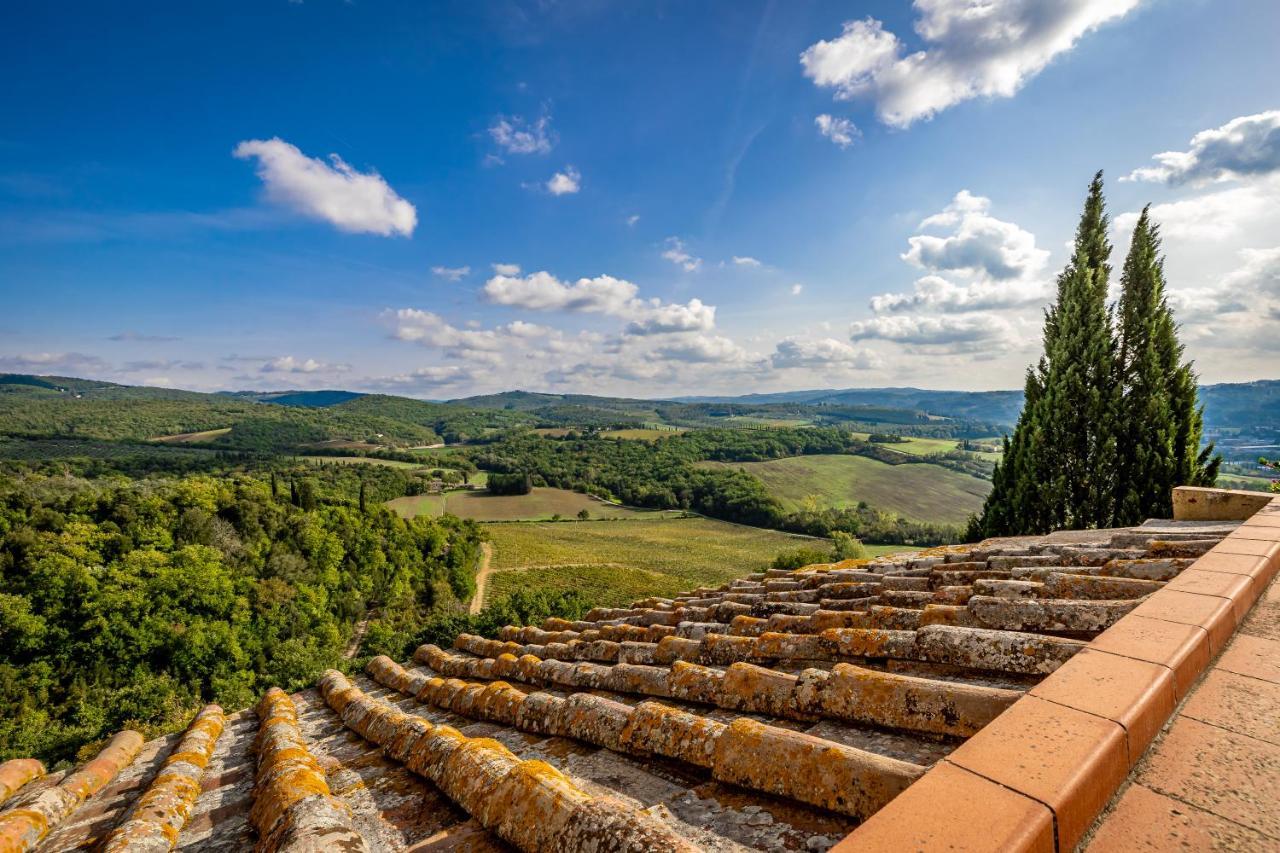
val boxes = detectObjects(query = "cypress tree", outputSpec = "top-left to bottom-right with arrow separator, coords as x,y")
972,172 -> 1119,536
1114,208 -> 1176,522
1113,207 -> 1220,523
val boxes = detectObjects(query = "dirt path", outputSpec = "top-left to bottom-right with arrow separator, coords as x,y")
343,616 -> 371,659
469,542 -> 494,615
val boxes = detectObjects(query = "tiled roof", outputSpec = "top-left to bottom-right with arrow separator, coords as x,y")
1,495 -> 1273,852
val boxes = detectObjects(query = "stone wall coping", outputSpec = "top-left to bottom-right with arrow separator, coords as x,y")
835,492 -> 1280,853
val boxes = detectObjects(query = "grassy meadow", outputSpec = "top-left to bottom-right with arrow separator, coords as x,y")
151,427 -> 232,443
483,517 -> 830,607
386,486 -> 681,521
700,454 -> 989,524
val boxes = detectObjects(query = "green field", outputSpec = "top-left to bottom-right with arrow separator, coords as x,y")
387,486 -> 679,522
151,427 -> 232,444
701,454 -> 989,524
599,428 -> 682,441
484,517 -> 832,607
1218,473 -> 1277,493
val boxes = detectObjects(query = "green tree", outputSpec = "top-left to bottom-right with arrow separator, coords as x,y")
973,172 -> 1120,535
1113,208 -> 1218,522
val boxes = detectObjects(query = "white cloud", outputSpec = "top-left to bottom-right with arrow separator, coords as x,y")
546,166 -> 581,195
770,337 -> 880,369
871,273 -> 1046,313
871,190 -> 1049,314
624,297 -> 716,336
653,335 -> 746,363
261,355 -> 350,374
790,283 -> 804,296
480,269 -> 716,337
902,191 -> 1048,281
489,115 -> 555,155
491,262 -> 521,276
1113,179 -> 1278,243
814,114 -> 860,148
849,313 -> 1020,353
431,265 -> 470,281
390,309 -> 506,359
732,255 -> 763,268
801,2 -> 1142,127
626,214 -> 641,227
483,271 -> 638,315
662,237 -> 702,272
1125,111 -> 1280,186
233,137 -> 416,236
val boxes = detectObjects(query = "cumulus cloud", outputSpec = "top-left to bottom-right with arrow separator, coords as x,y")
662,237 -> 702,272
431,265 -> 470,281
791,283 -> 804,296
489,115 -> 555,155
770,337 -> 879,369
1125,111 -> 1280,186
814,114 -> 860,148
1113,179 -> 1278,243
902,191 -> 1048,281
390,309 -> 506,358
546,166 -> 581,195
871,274 -> 1047,313
801,2 -> 1142,127
624,298 -> 716,336
1161,246 -> 1276,325
870,190 -> 1049,314
481,269 -> 716,337
849,313 -> 1019,353
653,335 -> 746,363
732,256 -> 763,268
491,262 -> 521,276
233,137 -> 416,236
483,271 -> 639,315
261,355 -> 350,374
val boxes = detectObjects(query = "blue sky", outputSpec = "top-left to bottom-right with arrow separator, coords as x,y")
2,0 -> 1278,397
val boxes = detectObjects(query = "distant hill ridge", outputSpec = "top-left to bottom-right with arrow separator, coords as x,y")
1,374 -> 1276,431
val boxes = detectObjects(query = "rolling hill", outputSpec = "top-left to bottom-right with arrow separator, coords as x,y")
699,454 -> 991,525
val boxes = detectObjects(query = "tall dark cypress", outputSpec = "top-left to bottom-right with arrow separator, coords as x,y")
971,172 -> 1119,536
1114,208 -> 1175,522
1113,207 -> 1220,523
1158,294 -> 1220,493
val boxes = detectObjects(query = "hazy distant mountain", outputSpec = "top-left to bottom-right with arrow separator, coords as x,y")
676,382 -> 1280,432
674,388 -> 1026,424
4,375 -> 1276,433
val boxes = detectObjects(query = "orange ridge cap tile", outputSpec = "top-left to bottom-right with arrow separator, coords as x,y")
1086,614 -> 1210,700
945,695 -> 1129,852
832,761 -> 1054,853
1190,549 -> 1278,588
1028,648 -> 1175,768
1128,589 -> 1236,654
1212,536 -> 1280,561
1161,567 -> 1259,624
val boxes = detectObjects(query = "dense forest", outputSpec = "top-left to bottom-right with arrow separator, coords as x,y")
0,469 -> 484,764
